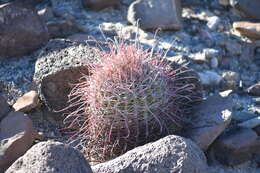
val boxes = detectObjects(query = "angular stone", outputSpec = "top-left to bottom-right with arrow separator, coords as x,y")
185,94 -> 233,151
233,22 -> 260,39
82,0 -> 119,11
6,141 -> 93,173
198,71 -> 222,87
238,116 -> 260,128
231,0 -> 260,20
33,39 -> 100,117
247,82 -> 260,96
92,135 -> 208,173
0,1 -> 49,58
0,112 -> 40,172
127,0 -> 182,30
0,93 -> 9,120
212,128 -> 260,166
13,91 -> 39,113
233,111 -> 258,122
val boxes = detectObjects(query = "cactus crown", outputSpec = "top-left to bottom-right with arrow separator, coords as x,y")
63,40 -> 202,162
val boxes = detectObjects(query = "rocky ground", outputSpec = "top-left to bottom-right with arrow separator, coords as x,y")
0,0 -> 260,172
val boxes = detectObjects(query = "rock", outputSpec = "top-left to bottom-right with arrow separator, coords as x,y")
51,0 -> 83,16
67,33 -> 89,42
0,93 -> 9,120
0,1 -> 49,58
207,16 -> 221,31
233,21 -> 260,39
231,0 -> 260,20
82,0 -> 120,11
185,94 -> 233,151
192,52 -> 207,64
221,71 -> 240,90
253,125 -> 260,136
218,0 -> 230,6
233,111 -> 258,122
210,57 -> 219,68
6,141 -> 93,173
198,71 -> 222,87
33,39 -> 100,118
92,135 -> 208,173
252,97 -> 260,105
0,112 -> 40,172
212,128 -> 260,166
47,17 -> 84,38
225,39 -> 242,56
203,48 -> 221,59
238,116 -> 260,128
37,7 -> 54,22
247,82 -> 260,96
12,91 -> 39,113
127,0 -> 182,30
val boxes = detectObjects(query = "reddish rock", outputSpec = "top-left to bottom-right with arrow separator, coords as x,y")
0,112 -> 41,172
233,22 -> 260,39
0,1 -> 49,58
127,0 -> 182,30
82,0 -> 119,11
13,91 -> 39,113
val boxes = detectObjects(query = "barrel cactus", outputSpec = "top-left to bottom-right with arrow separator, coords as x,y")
63,40 -> 202,162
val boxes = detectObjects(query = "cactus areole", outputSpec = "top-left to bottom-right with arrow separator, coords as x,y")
63,40 -> 202,162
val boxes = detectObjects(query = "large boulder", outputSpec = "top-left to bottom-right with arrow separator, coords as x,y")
0,0 -> 49,58
6,141 -> 93,173
33,39 -> 100,118
184,94 -> 233,151
127,0 -> 182,30
92,135 -> 208,173
0,112 -> 40,172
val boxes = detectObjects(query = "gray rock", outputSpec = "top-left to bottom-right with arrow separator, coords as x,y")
221,71 -> 240,90
37,7 -> 54,22
6,141 -> 93,173
210,57 -> 219,68
47,17 -> 84,38
233,111 -> 258,122
218,0 -> 230,6
203,48 -> 221,59
207,16 -> 221,31
33,39 -> 100,117
92,135 -> 208,173
225,39 -> 242,56
0,93 -> 9,120
231,0 -> 260,20
51,0 -> 83,16
238,116 -> 260,128
212,128 -> 260,166
0,112 -> 40,172
247,82 -> 260,96
198,71 -> 222,87
127,0 -> 182,30
185,94 -> 233,151
0,1 -> 49,58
